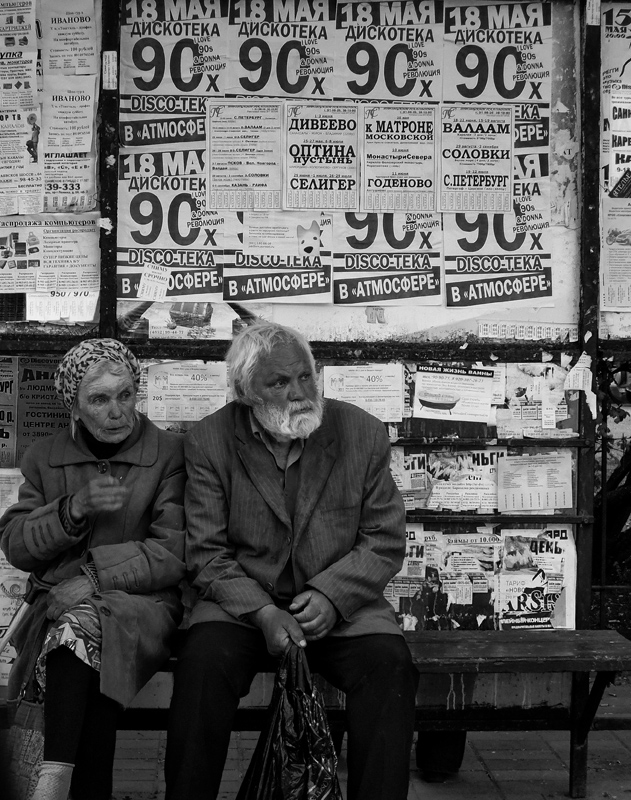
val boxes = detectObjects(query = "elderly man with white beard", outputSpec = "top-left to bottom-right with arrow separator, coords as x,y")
165,321 -> 418,800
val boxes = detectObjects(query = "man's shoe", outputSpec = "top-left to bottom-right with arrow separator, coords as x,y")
420,770 -> 452,783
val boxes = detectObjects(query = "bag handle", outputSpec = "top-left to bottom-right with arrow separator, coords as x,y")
280,644 -> 313,694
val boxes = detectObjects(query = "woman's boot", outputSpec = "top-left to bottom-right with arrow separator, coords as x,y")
29,761 -> 74,800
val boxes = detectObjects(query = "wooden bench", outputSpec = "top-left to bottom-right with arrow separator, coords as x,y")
4,629 -> 631,798
405,629 -> 631,798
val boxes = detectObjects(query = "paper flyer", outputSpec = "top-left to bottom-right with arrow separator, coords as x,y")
512,134 -> 551,234
42,73 -> 97,152
119,0 -> 229,99
16,357 -> 69,466
608,91 -> 631,190
0,214 -> 100,295
443,213 -> 553,309
398,526 -> 427,580
0,0 -> 37,52
26,291 -> 99,323
223,210 -> 332,304
360,103 -> 436,212
601,3 -> 631,192
206,99 -> 284,210
390,447 -> 505,512
40,0 -> 99,75
323,363 -> 404,422
0,357 -> 17,467
601,196 -> 631,309
443,0 -> 552,105
412,364 -> 494,423
0,468 -> 22,516
331,0 -> 443,102
425,448 -> 506,513
439,104 -> 514,212
501,526 -> 575,577
43,150 -> 97,213
0,535 -> 28,687
497,452 -> 573,512
226,0 -> 337,99
284,101 -> 359,211
147,360 -> 228,422
0,50 -> 37,109
332,211 -> 442,306
0,106 -> 43,215
117,146 -> 224,304
494,361 -> 579,439
142,301 -> 273,341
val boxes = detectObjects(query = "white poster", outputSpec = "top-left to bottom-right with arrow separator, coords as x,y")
497,452 -> 573,512
443,0 -> 552,105
26,291 -> 99,322
0,106 -> 42,214
226,0 -> 337,99
439,104 -> 513,212
119,0 -> 229,100
601,196 -> 631,309
332,0 -> 443,102
0,214 -> 100,294
42,74 -> 97,152
332,211 -> 442,306
323,363 -> 404,422
40,0 -> 98,75
412,365 -> 494,423
361,103 -> 436,212
0,50 -> 37,108
117,146 -> 223,304
284,101 -> 359,211
206,99 -> 283,210
223,210 -> 332,304
147,360 -> 227,422
43,150 -> 97,212
443,213 -> 553,309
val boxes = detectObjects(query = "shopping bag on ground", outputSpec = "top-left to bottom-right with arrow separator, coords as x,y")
236,644 -> 343,800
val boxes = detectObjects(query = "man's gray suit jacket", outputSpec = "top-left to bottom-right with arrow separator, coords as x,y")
184,398 -> 406,638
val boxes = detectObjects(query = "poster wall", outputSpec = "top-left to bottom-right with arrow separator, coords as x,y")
0,0 -> 101,328
115,0 -> 580,343
0,1 -> 585,685
385,523 -> 576,631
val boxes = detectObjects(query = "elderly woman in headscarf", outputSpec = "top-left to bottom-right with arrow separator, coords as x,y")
0,338 -> 186,800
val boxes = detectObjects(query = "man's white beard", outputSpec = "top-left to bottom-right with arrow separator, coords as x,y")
253,394 -> 324,440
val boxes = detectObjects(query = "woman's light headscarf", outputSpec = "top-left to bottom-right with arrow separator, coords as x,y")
54,338 -> 141,411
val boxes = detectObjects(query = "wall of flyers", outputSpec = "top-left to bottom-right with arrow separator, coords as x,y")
0,0 -> 587,687
386,523 -> 576,631
0,0 -> 101,324
115,0 -> 580,343
599,2 -> 631,337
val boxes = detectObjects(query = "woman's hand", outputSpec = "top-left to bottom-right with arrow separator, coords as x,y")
46,575 -> 96,620
69,475 -> 129,522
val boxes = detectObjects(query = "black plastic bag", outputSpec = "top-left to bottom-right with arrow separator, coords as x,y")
236,645 -> 343,800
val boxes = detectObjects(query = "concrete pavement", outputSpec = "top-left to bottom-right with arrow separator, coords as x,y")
112,681 -> 631,800
112,728 -> 631,800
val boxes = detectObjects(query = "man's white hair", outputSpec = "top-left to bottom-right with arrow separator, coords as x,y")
226,321 -> 315,405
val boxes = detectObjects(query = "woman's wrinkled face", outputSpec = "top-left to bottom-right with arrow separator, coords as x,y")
74,365 -> 137,443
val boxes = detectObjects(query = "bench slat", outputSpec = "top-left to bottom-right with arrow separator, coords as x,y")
403,630 -> 631,673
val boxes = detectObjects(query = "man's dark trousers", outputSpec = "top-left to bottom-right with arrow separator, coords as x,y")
165,621 -> 419,800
